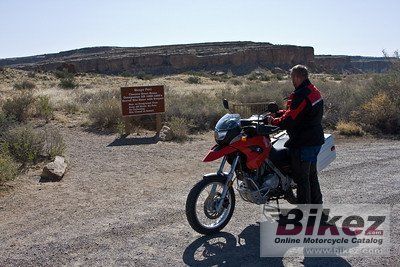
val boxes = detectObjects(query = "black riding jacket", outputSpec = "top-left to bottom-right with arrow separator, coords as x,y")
271,79 -> 325,148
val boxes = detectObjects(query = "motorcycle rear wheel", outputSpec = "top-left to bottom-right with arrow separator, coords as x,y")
186,175 -> 235,235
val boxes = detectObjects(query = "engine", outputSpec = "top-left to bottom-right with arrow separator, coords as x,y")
260,173 -> 279,192
236,170 -> 280,205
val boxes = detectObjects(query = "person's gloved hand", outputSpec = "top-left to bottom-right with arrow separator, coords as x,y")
265,115 -> 273,125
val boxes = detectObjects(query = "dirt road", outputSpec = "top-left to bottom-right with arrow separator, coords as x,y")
0,127 -> 399,266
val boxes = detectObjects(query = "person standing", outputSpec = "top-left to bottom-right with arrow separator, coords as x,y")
266,65 -> 325,204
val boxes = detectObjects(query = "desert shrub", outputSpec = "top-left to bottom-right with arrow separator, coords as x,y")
248,73 -> 258,81
35,95 -> 54,122
210,76 -> 229,83
333,74 -> 342,81
53,70 -> 74,79
166,91 -> 224,131
136,71 -> 153,80
317,78 -> 371,127
336,121 -> 364,136
352,93 -> 399,134
228,78 -> 243,86
2,92 -> 36,122
0,111 -> 16,136
247,73 -> 258,81
247,72 -> 271,82
87,90 -> 122,130
75,90 -> 95,104
27,71 -> 36,78
372,67 -> 400,104
234,82 -> 292,107
59,77 -> 78,89
0,151 -> 18,185
215,87 -> 238,102
276,74 -> 285,81
186,76 -> 202,84
168,116 -> 193,141
347,64 -> 400,134
91,89 -> 120,101
13,80 -> 36,90
44,129 -> 66,160
260,75 -> 271,81
120,71 -> 133,77
4,125 -> 45,164
62,102 -> 80,114
116,118 -> 126,136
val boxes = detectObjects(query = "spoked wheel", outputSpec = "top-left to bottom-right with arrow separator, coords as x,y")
186,175 -> 235,235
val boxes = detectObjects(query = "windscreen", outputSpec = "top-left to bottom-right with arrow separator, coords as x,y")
215,114 -> 241,131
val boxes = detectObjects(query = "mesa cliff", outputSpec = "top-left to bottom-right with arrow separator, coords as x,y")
0,42 -> 392,74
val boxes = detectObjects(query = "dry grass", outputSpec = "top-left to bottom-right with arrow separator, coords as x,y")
336,121 -> 364,136
1,67 -> 399,135
0,151 -> 18,185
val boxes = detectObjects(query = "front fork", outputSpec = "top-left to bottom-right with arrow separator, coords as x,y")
211,155 -> 240,211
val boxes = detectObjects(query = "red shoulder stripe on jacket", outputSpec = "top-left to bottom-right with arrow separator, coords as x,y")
307,84 -> 322,106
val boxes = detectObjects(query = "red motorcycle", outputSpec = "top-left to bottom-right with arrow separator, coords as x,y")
185,100 -> 335,235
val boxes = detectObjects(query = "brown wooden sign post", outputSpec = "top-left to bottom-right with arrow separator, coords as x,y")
121,85 -> 165,134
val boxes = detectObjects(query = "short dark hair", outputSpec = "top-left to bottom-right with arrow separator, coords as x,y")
290,65 -> 309,79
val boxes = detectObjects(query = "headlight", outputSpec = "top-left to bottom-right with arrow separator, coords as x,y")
214,130 -> 227,141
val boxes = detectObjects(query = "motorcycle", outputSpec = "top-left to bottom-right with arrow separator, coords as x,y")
185,99 -> 336,235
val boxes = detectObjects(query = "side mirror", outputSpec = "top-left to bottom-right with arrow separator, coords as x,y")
267,102 -> 279,113
223,99 -> 230,110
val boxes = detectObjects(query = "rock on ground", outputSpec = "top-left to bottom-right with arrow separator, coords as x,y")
41,156 -> 67,181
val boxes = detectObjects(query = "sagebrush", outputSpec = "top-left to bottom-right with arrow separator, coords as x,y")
0,151 -> 18,185
2,92 -> 36,122
35,95 -> 54,122
4,125 -> 45,164
13,80 -> 36,90
168,116 -> 193,141
87,90 -> 122,130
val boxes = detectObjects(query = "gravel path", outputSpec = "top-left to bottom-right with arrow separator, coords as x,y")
0,128 -> 399,266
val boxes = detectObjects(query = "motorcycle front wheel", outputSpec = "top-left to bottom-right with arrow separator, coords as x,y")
185,175 -> 235,235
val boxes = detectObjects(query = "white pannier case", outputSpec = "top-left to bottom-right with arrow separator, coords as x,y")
272,132 -> 336,172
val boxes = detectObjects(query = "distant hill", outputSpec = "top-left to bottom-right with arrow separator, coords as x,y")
0,42 -> 392,74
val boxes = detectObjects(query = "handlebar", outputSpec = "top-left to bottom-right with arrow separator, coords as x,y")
256,124 -> 280,136
240,117 -> 280,136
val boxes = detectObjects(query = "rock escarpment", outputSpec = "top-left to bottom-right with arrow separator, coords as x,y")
0,42 -> 314,75
0,42 -> 392,74
315,55 -> 391,73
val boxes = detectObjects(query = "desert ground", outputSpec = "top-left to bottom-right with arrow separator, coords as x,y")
0,126 -> 399,266
0,69 -> 399,266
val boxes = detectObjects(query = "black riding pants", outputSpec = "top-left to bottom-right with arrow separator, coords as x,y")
289,148 -> 323,204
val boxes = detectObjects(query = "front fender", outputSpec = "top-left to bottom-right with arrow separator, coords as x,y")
203,145 -> 238,162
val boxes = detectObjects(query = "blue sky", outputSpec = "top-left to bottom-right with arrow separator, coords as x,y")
0,0 -> 398,59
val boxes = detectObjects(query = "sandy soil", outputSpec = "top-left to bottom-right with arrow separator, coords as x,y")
0,127 -> 399,266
